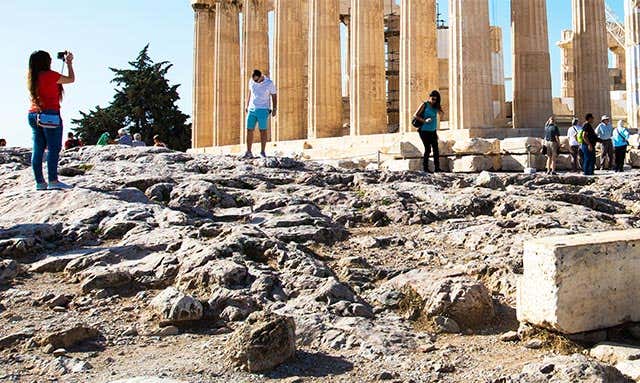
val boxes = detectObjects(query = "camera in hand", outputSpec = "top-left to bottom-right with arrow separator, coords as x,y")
57,51 -> 68,61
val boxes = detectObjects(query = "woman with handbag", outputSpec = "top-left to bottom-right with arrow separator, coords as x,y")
27,50 -> 75,190
412,90 -> 444,173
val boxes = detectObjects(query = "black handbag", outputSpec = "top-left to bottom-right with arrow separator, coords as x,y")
412,102 -> 427,129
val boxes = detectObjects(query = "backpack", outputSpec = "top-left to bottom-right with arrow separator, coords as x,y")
576,130 -> 585,145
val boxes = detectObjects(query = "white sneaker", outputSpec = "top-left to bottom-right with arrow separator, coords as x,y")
260,152 -> 267,159
48,181 -> 73,190
241,152 -> 253,159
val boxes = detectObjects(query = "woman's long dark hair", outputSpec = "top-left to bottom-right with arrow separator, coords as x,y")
28,51 -> 63,107
428,90 -> 443,113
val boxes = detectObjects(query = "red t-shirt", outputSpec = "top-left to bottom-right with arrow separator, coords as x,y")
29,70 -> 62,112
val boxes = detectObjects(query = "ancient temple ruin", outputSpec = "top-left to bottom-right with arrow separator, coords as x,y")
189,0 -> 640,160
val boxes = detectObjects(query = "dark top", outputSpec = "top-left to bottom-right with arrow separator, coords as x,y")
544,124 -> 560,141
582,122 -> 599,145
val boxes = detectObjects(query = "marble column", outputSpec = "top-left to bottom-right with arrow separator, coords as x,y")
191,1 -> 215,148
490,26 -> 506,125
626,0 -> 640,129
399,0 -> 438,133
273,0 -> 308,141
511,0 -> 552,129
386,14 -> 400,130
572,0 -> 611,120
449,0 -> 494,130
557,30 -> 575,99
241,0 -> 270,144
213,1 -> 241,146
308,0 -> 342,138
350,0 -> 387,136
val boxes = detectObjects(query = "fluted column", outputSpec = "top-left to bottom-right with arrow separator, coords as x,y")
490,26 -> 506,124
512,0 -> 552,130
350,0 -> 387,136
572,0 -> 611,120
191,1 -> 215,148
242,0 -> 270,144
627,0 -> 640,129
212,1 -> 241,146
308,0 -> 342,138
449,0 -> 494,130
273,0 -> 308,141
399,0 -> 438,133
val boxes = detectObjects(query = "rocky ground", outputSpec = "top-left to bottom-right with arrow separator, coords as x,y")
1,145 -> 640,383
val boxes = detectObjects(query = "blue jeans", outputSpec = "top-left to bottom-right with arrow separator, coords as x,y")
580,144 -> 595,176
29,112 -> 63,184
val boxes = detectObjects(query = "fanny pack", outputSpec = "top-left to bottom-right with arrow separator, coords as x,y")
37,113 -> 62,129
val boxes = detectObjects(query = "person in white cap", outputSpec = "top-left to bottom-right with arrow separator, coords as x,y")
116,128 -> 133,146
595,115 -> 613,170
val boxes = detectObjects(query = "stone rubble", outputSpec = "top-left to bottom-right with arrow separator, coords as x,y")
0,146 -> 639,381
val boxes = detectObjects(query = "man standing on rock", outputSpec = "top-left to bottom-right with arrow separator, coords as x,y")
243,69 -> 277,159
595,115 -> 614,170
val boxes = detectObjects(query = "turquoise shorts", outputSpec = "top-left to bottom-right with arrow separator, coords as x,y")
246,108 -> 270,131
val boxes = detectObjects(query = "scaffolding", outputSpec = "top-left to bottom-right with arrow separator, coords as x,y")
605,3 -> 626,48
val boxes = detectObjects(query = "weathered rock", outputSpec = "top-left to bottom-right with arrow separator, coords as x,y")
510,354 -> 634,383
224,311 -> 296,372
169,180 -> 221,217
39,325 -> 102,349
109,378 -> 186,383
80,268 -> 132,293
590,342 -> 640,379
518,229 -> 640,334
151,286 -> 203,323
475,171 -> 504,190
0,259 -> 20,284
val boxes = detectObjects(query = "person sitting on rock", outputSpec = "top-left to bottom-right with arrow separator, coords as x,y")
132,133 -> 146,147
96,132 -> 110,146
153,135 -> 167,148
115,128 -> 133,146
64,132 -> 82,150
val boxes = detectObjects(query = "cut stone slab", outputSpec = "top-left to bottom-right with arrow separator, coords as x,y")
517,229 -> 640,334
382,158 -> 451,172
452,138 -> 500,155
452,156 -> 497,173
501,154 -> 546,172
500,137 -> 542,155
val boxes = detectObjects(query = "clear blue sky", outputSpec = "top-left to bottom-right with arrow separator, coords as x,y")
0,0 -> 625,148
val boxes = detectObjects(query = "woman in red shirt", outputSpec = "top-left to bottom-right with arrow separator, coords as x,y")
28,50 -> 75,190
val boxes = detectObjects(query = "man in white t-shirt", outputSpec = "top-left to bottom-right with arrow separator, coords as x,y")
244,69 -> 277,159
567,118 -> 583,172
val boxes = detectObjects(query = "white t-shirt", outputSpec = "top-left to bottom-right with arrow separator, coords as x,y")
248,77 -> 276,110
567,125 -> 582,146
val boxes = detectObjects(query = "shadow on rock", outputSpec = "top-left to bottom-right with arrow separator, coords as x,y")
266,350 -> 354,379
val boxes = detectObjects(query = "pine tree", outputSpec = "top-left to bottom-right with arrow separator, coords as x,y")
72,45 -> 191,151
